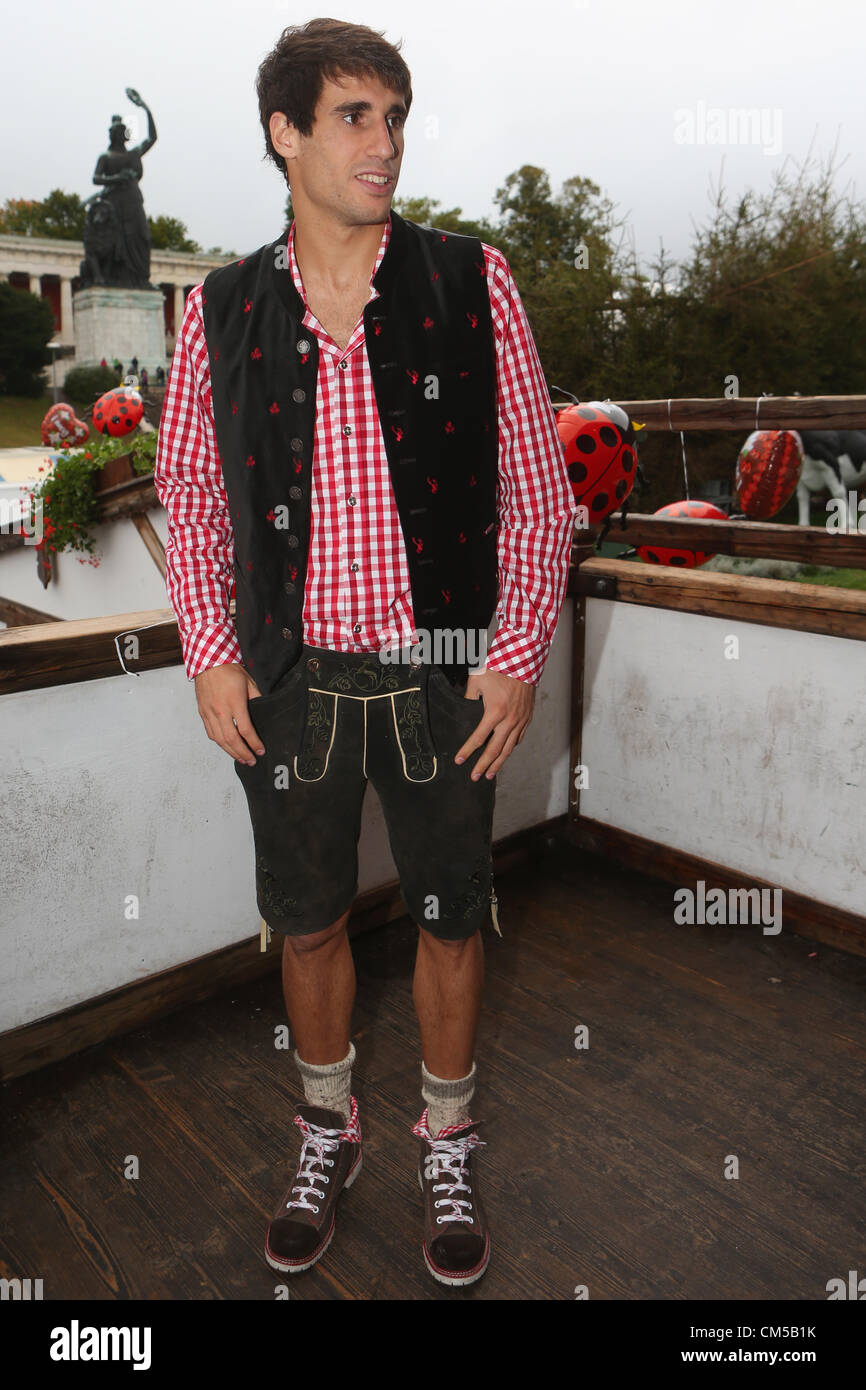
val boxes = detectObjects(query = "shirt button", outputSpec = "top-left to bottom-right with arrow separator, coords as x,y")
348,494 -> 356,506
290,436 -> 303,451
287,534 -> 299,548
289,486 -> 302,499
292,388 -> 306,403
342,424 -> 352,436
353,624 -> 362,634
282,627 -> 293,640
350,561 -> 359,572
296,339 -> 311,354
339,360 -> 348,370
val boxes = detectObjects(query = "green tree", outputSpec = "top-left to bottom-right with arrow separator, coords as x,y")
0,281 -> 55,395
148,215 -> 201,253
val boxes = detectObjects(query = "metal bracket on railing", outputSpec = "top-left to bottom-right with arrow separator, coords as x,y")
574,572 -> 618,600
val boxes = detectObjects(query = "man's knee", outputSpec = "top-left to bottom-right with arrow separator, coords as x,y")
282,910 -> 351,956
417,924 -> 481,952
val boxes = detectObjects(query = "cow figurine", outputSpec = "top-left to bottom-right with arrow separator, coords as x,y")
796,431 -> 866,528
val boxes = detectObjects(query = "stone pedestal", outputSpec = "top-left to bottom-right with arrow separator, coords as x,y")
72,286 -> 166,372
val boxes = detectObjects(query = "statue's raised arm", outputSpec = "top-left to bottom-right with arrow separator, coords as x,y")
125,87 -> 157,156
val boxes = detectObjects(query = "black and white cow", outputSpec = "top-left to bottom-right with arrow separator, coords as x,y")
796,431 -> 866,527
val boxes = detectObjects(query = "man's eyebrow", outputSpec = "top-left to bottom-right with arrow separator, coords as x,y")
331,99 -> 408,117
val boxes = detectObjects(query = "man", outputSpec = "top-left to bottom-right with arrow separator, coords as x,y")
154,17 -> 578,1289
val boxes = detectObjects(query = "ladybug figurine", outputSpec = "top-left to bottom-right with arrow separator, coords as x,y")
92,386 -> 144,437
636,499 -> 729,567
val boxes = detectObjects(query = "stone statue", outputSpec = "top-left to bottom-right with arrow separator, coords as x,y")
79,89 -> 158,290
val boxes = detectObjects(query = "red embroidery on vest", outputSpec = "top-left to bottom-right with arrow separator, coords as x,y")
457,532 -> 467,544
251,347 -> 262,359
293,457 -> 302,473
392,425 -> 404,442
459,370 -> 470,379
441,588 -> 451,604
269,402 -> 280,414
411,537 -> 424,554
245,455 -> 256,468
468,474 -> 477,487
467,312 -> 478,328
444,421 -> 455,434
238,258 -> 246,266
265,613 -> 272,624
231,399 -> 238,415
243,298 -> 252,314
265,508 -> 276,522
301,353 -> 309,364
440,235 -> 447,242
426,475 -> 439,493
432,271 -> 440,281
247,561 -> 254,571
406,368 -> 419,384
422,316 -> 434,330
374,324 -> 383,335
288,564 -> 298,581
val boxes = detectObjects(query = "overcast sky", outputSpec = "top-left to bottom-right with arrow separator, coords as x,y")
2,0 -> 863,271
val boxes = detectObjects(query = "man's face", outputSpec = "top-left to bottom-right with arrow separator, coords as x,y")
275,72 -> 406,225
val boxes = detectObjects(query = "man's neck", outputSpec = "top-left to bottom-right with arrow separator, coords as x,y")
292,206 -> 390,291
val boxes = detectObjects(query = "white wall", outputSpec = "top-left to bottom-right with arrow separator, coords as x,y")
580,597 -> 866,917
0,602 -> 575,1032
0,505 -> 171,624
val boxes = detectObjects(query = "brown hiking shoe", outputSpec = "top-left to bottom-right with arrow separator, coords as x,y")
265,1095 -> 362,1274
413,1108 -> 491,1286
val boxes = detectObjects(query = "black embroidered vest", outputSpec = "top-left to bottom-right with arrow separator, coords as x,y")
201,210 -> 499,695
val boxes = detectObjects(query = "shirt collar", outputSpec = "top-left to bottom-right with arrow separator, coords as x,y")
287,214 -> 391,308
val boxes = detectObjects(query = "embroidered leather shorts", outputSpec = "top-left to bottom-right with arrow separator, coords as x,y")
233,644 -> 498,941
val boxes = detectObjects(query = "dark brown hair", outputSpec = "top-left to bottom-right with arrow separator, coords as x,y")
256,17 -> 413,184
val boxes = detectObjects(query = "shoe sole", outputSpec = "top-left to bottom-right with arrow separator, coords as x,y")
417,1168 -> 491,1286
264,1147 -> 362,1275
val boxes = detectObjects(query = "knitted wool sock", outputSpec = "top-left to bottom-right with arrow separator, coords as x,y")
422,1059 -> 477,1138
294,1042 -> 355,1128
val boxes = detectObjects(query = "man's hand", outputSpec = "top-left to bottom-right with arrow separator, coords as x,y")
195,661 -> 266,766
455,668 -> 535,780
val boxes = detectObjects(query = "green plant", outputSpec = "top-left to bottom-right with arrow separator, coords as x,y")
62,363 -> 122,405
27,428 -> 159,572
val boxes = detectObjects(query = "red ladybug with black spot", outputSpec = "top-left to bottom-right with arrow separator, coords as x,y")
92,386 -> 144,437
556,400 -> 640,523
636,499 -> 728,567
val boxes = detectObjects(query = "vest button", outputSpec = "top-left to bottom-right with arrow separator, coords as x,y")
297,339 -> 311,354
284,581 -> 296,594
292,388 -> 306,403
281,627 -> 293,640
287,534 -> 299,548
290,436 -> 303,451
289,486 -> 302,500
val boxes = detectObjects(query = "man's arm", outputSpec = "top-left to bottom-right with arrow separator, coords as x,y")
154,287 -> 264,765
482,244 -> 581,686
451,245 -> 580,782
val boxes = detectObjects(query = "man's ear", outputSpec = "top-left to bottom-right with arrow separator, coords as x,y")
269,111 -> 299,165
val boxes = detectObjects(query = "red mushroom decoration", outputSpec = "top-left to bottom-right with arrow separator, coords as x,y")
557,401 -> 638,524
92,386 -> 144,437
735,430 -> 803,519
41,403 -> 90,448
636,499 -> 729,567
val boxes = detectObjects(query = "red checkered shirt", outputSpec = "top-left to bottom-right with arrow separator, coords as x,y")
155,215 -> 579,685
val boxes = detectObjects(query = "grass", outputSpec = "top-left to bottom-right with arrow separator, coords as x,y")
0,394 -> 57,448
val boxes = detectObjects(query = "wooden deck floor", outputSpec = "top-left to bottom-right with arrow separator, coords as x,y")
1,834 -> 864,1301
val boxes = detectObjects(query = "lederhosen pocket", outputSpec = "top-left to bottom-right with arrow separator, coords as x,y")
388,671 -> 437,782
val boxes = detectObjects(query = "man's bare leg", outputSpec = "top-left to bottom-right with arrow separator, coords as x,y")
281,907 -> 355,1063
412,928 -> 484,1079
